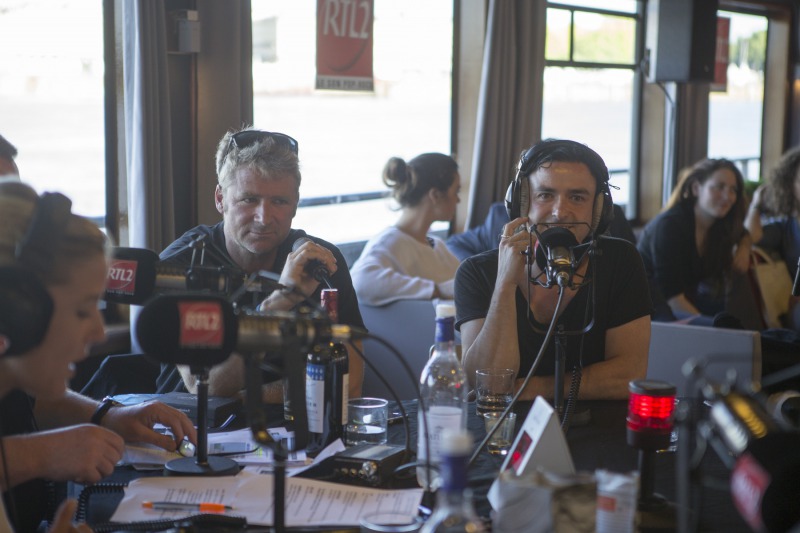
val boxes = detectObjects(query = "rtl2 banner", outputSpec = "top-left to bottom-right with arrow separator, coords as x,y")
316,0 -> 374,92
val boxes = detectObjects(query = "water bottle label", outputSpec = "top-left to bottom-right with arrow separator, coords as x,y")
306,363 -> 325,433
417,405 -> 463,461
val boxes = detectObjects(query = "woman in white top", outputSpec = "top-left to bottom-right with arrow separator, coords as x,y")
352,153 -> 461,306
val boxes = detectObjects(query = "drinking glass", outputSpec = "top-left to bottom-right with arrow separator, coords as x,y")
475,368 -> 515,415
345,397 -> 389,446
482,411 -> 516,456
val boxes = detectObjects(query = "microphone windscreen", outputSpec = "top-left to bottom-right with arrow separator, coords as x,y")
535,227 -> 578,271
731,432 -> 800,532
105,247 -> 159,305
136,293 -> 238,367
291,235 -> 313,253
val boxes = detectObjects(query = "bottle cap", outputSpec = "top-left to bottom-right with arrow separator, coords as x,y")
440,429 -> 471,456
435,303 -> 456,319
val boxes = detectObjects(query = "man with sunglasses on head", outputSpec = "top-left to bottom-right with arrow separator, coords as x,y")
156,127 -> 365,404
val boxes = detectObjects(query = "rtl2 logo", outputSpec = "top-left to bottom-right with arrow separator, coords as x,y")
106,259 -> 137,295
179,301 -> 224,348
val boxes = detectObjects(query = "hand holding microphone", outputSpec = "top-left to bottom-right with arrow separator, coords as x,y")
287,237 -> 335,290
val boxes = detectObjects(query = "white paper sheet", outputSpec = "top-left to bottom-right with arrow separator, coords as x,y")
111,470 -> 424,527
121,427 -> 307,469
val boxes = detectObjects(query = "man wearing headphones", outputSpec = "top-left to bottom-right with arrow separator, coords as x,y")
455,139 -> 651,401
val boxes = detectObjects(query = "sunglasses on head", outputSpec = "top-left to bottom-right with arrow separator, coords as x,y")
228,130 -> 299,155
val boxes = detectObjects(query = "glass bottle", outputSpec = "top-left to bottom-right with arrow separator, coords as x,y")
305,289 -> 347,455
420,430 -> 485,533
417,303 -> 468,490
323,288 -> 349,438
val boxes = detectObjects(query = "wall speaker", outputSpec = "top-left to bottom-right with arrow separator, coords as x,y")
646,0 -> 719,83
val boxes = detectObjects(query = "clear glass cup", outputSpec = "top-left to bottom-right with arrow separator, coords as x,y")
482,411 -> 516,456
346,397 -> 389,446
475,368 -> 515,416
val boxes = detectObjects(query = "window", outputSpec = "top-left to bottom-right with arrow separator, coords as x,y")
251,1 -> 453,244
541,2 -> 642,208
0,0 -> 105,222
708,11 -> 767,182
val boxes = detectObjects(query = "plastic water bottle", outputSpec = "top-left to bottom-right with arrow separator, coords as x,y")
417,303 -> 468,490
420,430 -> 485,533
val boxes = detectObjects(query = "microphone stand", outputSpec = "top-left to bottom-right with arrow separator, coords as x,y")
244,339 -> 309,533
553,328 -> 567,418
164,367 -> 239,476
530,235 -> 597,428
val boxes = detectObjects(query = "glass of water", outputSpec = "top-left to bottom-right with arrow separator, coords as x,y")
475,368 -> 515,415
345,397 -> 389,446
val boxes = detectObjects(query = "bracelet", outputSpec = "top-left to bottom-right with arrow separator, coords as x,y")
90,396 -> 123,425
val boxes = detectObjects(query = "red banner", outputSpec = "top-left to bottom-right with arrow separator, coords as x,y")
712,17 -> 730,92
316,0 -> 374,92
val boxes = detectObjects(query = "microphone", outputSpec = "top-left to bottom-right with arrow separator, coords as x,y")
105,247 -> 258,305
291,237 -> 332,287
792,258 -> 800,297
533,226 -> 580,288
135,293 -> 367,366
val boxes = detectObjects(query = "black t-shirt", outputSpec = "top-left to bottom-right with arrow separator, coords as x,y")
454,236 -> 651,377
637,203 -> 709,302
156,222 -> 364,392
0,390 -> 51,532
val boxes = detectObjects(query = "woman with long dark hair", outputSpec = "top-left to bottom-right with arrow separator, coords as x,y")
638,158 -> 758,326
746,146 -> 800,329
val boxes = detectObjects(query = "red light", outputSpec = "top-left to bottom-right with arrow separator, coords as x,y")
626,380 -> 676,434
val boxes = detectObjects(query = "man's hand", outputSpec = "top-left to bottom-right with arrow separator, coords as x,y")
101,400 -> 197,452
48,499 -> 93,533
497,217 -> 532,287
279,239 -> 338,298
4,425 -> 124,486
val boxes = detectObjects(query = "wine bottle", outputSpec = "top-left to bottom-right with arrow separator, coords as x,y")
323,288 -> 349,437
417,303 -> 468,490
305,289 -> 347,456
420,430 -> 486,533
305,340 -> 333,456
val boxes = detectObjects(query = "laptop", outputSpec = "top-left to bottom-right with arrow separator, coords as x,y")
647,322 -> 762,397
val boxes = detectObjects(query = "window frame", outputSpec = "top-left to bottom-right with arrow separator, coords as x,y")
544,1 -> 646,219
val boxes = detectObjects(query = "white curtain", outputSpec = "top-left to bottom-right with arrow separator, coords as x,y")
123,1 -> 175,251
466,0 -> 546,228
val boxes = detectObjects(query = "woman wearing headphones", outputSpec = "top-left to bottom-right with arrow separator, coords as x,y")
351,153 -> 461,305
637,159 -> 759,328
0,180 -> 196,532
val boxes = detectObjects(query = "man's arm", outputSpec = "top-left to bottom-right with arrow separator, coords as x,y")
462,314 -> 649,401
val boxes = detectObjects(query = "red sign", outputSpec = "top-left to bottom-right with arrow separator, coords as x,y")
106,259 -> 137,295
179,301 -> 224,348
316,0 -> 374,92
731,453 -> 769,532
713,17 -> 730,92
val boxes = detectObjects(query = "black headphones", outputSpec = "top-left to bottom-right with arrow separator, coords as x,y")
0,193 -> 72,356
504,139 -> 614,236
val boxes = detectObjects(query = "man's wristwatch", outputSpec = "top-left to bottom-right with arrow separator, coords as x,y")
91,396 -> 123,425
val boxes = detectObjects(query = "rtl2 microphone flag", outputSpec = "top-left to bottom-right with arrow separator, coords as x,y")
136,293 -> 238,369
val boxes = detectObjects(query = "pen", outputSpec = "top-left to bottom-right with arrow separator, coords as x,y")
142,501 -> 232,513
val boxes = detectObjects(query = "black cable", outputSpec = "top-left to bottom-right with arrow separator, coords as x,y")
346,339 -> 413,472
350,333 -> 431,483
560,251 -> 596,431
469,281 -> 565,466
